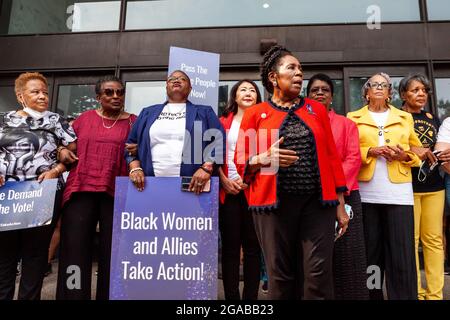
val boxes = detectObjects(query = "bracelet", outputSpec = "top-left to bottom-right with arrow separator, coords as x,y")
199,166 -> 212,175
53,166 -> 62,175
56,146 -> 67,161
129,167 -> 143,175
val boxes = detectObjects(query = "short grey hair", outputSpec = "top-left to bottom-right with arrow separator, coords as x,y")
398,74 -> 432,101
361,72 -> 394,104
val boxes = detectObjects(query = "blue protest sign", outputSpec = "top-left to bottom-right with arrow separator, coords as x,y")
110,177 -> 219,300
0,179 -> 57,232
169,46 -> 220,114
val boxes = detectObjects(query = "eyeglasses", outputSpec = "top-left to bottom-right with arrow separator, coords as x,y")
102,88 -> 125,97
167,76 -> 189,83
367,82 -> 390,90
408,88 -> 430,94
309,87 -> 331,94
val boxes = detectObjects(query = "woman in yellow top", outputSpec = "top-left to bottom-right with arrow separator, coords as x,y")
400,74 -> 445,300
347,72 -> 422,300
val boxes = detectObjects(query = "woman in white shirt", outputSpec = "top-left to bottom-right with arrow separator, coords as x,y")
127,70 -> 224,192
218,80 -> 262,300
347,72 -> 422,300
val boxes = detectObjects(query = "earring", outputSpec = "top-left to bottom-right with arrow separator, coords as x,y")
386,97 -> 391,103
272,81 -> 277,87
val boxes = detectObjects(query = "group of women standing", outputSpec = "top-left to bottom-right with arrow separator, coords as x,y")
1,44 -> 449,301
0,73 -> 137,300
222,46 -> 450,301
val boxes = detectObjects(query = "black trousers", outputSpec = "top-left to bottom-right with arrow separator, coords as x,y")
362,202 -> 417,300
253,193 -> 336,300
0,190 -> 61,300
333,190 -> 369,300
56,192 -> 113,300
219,192 -> 261,300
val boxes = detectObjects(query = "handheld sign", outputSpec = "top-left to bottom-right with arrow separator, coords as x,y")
168,46 -> 220,114
110,177 -> 219,300
0,179 -> 57,232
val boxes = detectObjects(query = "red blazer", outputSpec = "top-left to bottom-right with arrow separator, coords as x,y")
219,112 -> 250,204
219,112 -> 234,204
236,99 -> 347,211
328,110 -> 361,194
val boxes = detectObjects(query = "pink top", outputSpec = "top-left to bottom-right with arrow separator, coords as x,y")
328,110 -> 361,194
62,110 -> 137,205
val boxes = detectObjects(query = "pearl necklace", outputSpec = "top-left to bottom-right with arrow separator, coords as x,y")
100,109 -> 122,129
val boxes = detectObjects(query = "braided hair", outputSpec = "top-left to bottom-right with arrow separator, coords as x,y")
260,45 -> 292,94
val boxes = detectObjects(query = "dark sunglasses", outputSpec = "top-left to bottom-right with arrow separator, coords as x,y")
102,88 -> 125,97
309,86 -> 331,94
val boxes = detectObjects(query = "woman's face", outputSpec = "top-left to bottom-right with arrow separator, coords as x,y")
366,74 -> 390,104
166,71 -> 192,102
235,82 -> 258,110
402,80 -> 428,110
5,137 -> 33,158
98,81 -> 125,113
272,55 -> 303,98
308,80 -> 333,109
19,79 -> 49,112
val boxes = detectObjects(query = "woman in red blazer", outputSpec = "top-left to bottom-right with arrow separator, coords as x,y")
219,80 -> 262,300
307,73 -> 369,300
235,46 -> 349,300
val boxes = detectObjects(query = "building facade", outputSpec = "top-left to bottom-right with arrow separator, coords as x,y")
0,0 -> 449,119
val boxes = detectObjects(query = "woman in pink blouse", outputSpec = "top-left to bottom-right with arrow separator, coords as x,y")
307,73 -> 369,300
56,76 -> 136,300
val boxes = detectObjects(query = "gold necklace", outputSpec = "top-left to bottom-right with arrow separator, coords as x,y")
100,109 -> 122,129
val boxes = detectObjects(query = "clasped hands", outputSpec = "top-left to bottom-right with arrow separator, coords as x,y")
368,145 -> 410,162
221,176 -> 248,195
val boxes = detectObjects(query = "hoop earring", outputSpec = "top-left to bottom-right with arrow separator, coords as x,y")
272,81 -> 277,87
386,97 -> 391,103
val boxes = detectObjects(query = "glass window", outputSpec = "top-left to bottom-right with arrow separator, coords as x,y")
349,76 -> 403,112
302,79 -> 344,115
126,0 -> 420,30
57,84 -> 99,118
435,78 -> 450,122
0,86 -> 18,113
427,0 -> 450,21
0,0 -> 120,35
124,81 -> 167,116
